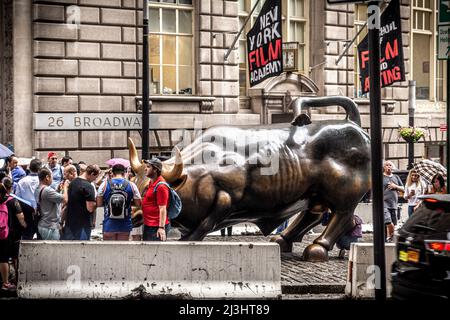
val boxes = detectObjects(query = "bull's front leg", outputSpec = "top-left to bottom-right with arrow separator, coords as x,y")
270,209 -> 324,253
180,190 -> 232,241
303,209 -> 354,262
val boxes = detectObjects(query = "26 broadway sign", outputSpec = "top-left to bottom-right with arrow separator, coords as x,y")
34,113 -> 142,130
357,0 -> 405,94
247,0 -> 282,87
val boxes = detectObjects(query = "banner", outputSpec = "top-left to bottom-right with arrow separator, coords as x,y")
357,0 -> 405,94
247,0 -> 283,87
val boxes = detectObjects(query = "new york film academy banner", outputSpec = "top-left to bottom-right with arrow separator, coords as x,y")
247,0 -> 283,87
357,0 -> 405,94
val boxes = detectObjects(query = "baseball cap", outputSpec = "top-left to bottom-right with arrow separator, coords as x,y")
48,152 -> 57,159
144,158 -> 162,171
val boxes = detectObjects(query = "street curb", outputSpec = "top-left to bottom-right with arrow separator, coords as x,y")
282,283 -> 345,295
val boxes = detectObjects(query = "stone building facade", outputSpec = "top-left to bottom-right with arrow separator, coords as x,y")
0,0 -> 447,169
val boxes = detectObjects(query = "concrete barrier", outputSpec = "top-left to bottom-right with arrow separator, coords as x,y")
345,243 -> 396,298
18,241 -> 281,299
354,202 -> 408,225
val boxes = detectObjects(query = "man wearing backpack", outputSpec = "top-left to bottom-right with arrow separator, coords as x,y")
142,158 -> 171,241
96,164 -> 141,241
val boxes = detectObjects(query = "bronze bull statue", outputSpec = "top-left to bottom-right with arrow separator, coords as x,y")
129,96 -> 371,262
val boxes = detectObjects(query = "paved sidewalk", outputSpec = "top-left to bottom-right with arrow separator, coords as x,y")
205,233 -> 374,296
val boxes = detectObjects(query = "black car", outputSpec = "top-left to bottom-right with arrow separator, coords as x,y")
391,194 -> 450,300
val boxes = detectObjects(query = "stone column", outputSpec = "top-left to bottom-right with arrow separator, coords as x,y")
13,0 -> 33,156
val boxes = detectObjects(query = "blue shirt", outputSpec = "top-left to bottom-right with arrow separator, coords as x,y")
100,178 -> 134,233
47,164 -> 63,190
15,173 -> 39,209
11,166 -> 26,193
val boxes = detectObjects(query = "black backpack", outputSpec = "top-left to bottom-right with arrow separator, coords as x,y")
107,180 -> 130,220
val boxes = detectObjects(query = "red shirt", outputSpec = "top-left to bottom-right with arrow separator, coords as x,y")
142,176 -> 170,227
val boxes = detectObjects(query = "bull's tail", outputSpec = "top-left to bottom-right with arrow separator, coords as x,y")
290,96 -> 361,127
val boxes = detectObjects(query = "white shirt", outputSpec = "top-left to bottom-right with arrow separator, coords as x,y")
15,173 -> 40,209
404,179 -> 426,206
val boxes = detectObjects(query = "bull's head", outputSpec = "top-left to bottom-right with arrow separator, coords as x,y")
128,138 -> 190,228
128,137 -> 186,191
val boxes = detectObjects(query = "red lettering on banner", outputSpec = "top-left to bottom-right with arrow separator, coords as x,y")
249,50 -> 258,71
259,46 -> 268,65
268,39 -> 282,60
364,77 -> 370,92
361,50 -> 370,69
385,39 -> 398,60
381,66 -> 402,86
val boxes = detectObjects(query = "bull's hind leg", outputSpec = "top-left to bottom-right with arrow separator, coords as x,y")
271,209 -> 325,253
303,209 -> 354,262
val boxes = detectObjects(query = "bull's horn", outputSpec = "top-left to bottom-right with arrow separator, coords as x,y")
162,147 -> 183,183
128,137 -> 141,173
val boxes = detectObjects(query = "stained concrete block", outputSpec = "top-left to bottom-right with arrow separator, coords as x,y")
34,95 -> 78,112
66,42 -> 100,59
34,77 -> 65,94
79,25 -> 121,42
66,78 -> 100,94
18,241 -> 282,299
35,131 -> 79,149
33,4 -> 65,22
79,60 -> 122,77
68,150 -> 112,165
34,22 -> 77,40
34,59 -> 78,76
101,43 -> 136,60
79,96 -> 122,112
34,41 -> 65,58
81,131 -> 127,148
101,8 -> 136,26
101,78 -> 136,95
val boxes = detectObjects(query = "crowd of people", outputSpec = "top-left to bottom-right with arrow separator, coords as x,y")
0,152 -> 172,292
383,160 -> 446,242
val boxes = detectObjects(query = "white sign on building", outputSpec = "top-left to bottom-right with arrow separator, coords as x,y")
438,0 -> 450,59
438,26 -> 450,59
34,113 -> 143,130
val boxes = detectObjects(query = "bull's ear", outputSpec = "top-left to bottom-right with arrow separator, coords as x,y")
291,113 -> 312,127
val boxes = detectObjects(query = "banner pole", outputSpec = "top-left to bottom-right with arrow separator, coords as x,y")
142,0 -> 150,161
408,80 -> 416,169
368,0 -> 387,301
447,61 -> 450,193
224,0 -> 263,61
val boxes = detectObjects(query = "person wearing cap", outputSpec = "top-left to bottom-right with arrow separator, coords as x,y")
141,158 -> 170,241
96,164 -> 141,241
45,152 -> 63,190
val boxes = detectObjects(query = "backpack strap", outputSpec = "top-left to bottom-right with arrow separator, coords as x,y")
38,186 -> 45,203
109,179 -> 129,191
153,181 -> 170,194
